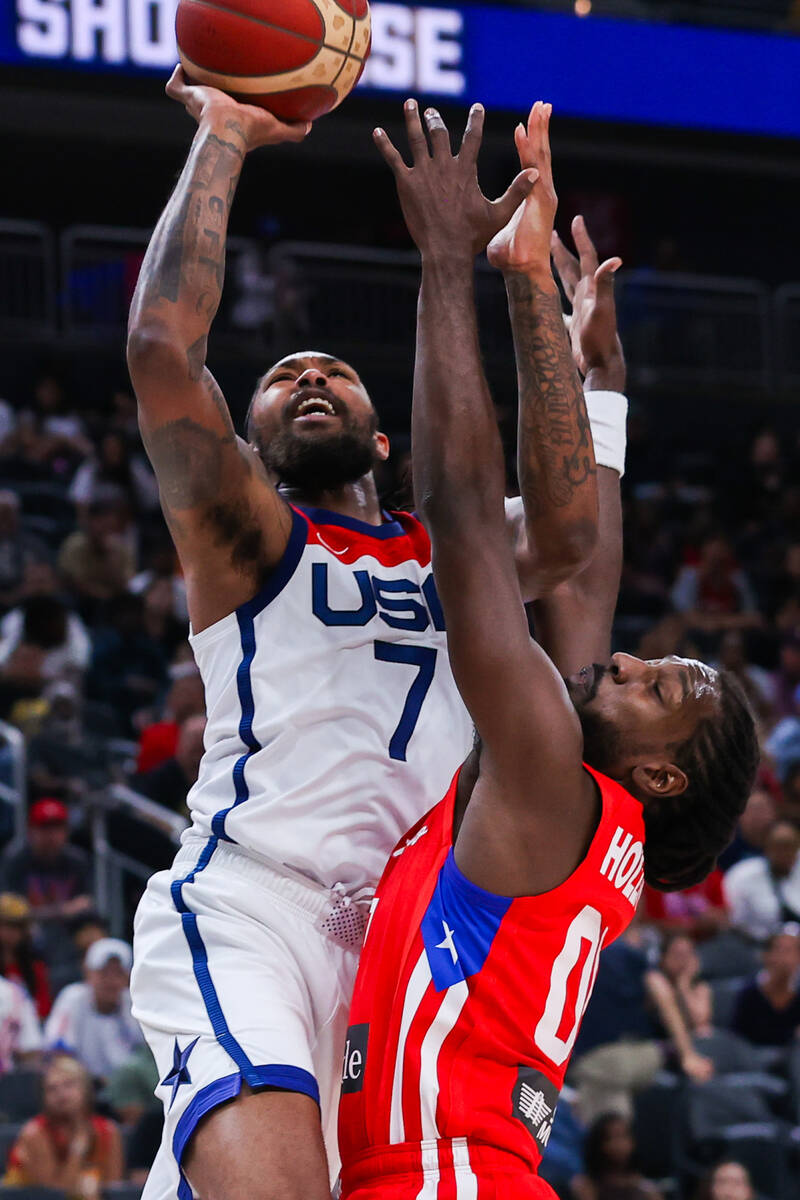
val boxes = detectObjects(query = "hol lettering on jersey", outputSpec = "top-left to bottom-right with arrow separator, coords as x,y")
599,825 -> 645,908
312,564 -> 445,631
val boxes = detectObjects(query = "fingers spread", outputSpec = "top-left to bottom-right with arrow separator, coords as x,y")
572,214 -> 599,277
403,98 -> 429,164
551,230 -> 580,299
537,102 -> 554,192
373,127 -> 408,174
424,108 -> 451,158
514,120 -> 533,169
595,256 -> 622,288
459,103 -> 486,167
493,168 -> 538,229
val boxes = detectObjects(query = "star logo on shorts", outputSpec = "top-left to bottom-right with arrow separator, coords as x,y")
161,1037 -> 200,1110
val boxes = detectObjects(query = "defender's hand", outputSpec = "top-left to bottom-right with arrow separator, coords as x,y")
166,66 -> 311,151
551,215 -> 623,379
487,101 -> 557,279
374,99 -> 537,263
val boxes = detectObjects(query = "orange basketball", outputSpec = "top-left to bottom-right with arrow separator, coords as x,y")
175,0 -> 371,123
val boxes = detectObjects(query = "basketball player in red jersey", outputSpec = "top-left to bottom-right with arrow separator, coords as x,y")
338,103 -> 759,1198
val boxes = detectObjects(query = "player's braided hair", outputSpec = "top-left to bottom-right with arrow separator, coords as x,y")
643,669 -> 759,893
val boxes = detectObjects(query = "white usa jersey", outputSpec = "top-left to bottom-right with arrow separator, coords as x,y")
184,503 -> 474,894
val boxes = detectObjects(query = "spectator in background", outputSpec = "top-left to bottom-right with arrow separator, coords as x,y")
13,374 -> 92,478
731,925 -> 800,1046
69,429 -> 159,517
72,912 -> 108,951
783,761 -> 800,824
715,630 -> 775,719
641,867 -> 728,941
774,545 -> 800,632
87,591 -> 168,733
136,712 -> 206,816
719,785 -> 778,871
129,526 -> 188,624
4,1054 -> 123,1196
0,490 -> 50,612
694,1161 -> 756,1200
571,1114 -> 663,1200
671,534 -> 762,641
59,496 -> 135,606
141,575 -> 189,660
724,818 -> 800,942
27,680 -> 112,802
44,938 -> 142,1085
0,798 -> 91,924
772,629 -> 800,718
571,924 -> 711,1125
0,589 -> 90,715
0,892 -> 52,1018
136,665 -> 204,773
0,972 -> 42,1072
104,1042 -> 160,1127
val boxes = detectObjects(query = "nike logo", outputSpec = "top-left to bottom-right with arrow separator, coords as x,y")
318,535 -> 348,557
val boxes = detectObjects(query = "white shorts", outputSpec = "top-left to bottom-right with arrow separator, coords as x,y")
131,836 -> 365,1200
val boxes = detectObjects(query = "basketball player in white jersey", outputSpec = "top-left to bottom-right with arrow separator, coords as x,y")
127,74 -> 606,1200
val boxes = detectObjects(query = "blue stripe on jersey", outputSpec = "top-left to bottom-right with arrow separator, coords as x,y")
172,1066 -> 320,1172
421,849 -> 512,992
211,606 -> 260,842
296,504 -> 407,540
210,505 -> 308,843
170,839 -> 262,1083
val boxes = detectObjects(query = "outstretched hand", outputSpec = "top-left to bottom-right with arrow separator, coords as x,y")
166,66 -> 311,152
551,215 -> 623,381
487,100 -> 557,278
374,99 -> 537,262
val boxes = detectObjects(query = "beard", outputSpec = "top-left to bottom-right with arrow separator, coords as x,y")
258,420 -> 376,493
576,705 -> 625,776
568,665 -> 625,776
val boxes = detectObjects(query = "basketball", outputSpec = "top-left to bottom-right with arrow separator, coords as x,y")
175,0 -> 371,123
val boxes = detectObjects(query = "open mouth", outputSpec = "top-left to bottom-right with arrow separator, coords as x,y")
291,391 -> 340,422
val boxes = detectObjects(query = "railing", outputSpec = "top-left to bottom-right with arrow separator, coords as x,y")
89,784 -> 188,936
775,284 -> 800,391
0,720 -> 27,844
0,219 -> 57,337
0,223 -> 799,397
615,270 -> 773,393
60,225 -> 256,337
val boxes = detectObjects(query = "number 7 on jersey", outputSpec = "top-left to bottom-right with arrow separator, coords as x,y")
374,642 -> 437,762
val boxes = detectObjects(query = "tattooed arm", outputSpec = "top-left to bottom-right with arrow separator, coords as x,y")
377,102 -> 598,896
127,69 -> 309,631
488,103 -> 597,602
533,217 -> 626,675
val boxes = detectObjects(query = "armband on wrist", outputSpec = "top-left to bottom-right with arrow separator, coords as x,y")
585,390 -> 628,477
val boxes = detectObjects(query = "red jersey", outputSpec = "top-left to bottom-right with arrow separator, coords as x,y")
339,765 -> 646,1199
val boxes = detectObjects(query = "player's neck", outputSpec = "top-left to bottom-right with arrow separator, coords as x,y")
282,475 -> 386,526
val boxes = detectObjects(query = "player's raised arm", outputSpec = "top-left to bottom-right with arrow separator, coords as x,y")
127,69 -> 309,630
488,103 -> 599,601
375,102 -> 599,896
532,216 -> 628,675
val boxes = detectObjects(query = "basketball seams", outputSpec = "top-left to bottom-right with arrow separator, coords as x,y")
176,0 -> 370,119
180,0 -> 324,48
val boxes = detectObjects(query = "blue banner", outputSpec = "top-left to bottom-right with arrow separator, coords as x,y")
2,1 -> 799,138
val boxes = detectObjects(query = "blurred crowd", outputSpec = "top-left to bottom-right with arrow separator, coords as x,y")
0,367 -> 798,1197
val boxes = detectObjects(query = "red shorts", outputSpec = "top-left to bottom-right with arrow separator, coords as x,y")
340,1139 -> 558,1200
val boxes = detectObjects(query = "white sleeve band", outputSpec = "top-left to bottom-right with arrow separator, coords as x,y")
585,390 -> 628,477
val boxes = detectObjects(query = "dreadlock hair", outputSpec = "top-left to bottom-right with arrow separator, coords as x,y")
643,669 -> 759,893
